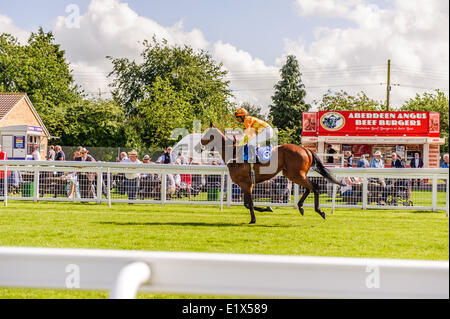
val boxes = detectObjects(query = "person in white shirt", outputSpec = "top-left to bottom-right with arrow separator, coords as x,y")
47,145 -> 56,161
340,176 -> 363,204
118,152 -> 128,162
32,144 -> 41,161
122,150 -> 142,202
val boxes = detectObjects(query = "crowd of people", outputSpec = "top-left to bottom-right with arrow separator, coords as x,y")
38,146 -> 225,202
328,145 -> 449,206
1,142 -> 448,205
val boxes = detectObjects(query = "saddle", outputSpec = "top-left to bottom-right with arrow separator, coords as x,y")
243,145 -> 273,185
243,145 -> 273,164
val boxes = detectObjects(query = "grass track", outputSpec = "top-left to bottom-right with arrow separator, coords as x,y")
0,201 -> 448,299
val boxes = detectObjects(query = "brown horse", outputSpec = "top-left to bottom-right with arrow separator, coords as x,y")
197,124 -> 344,224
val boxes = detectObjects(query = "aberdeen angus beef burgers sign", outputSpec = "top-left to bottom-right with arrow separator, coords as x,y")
314,111 -> 440,137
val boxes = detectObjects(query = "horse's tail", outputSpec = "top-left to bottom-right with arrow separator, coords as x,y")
310,151 -> 345,186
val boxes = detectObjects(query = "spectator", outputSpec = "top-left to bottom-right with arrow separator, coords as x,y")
75,148 -> 96,198
142,155 -> 151,164
369,151 -> 388,205
72,146 -> 83,160
326,144 -> 336,164
32,144 -> 41,161
164,147 -> 174,164
356,154 -> 370,168
340,176 -> 363,204
156,150 -> 165,163
73,146 -> 83,160
388,152 -> 409,199
157,148 -> 173,164
442,153 -> 449,168
177,152 -> 187,164
122,150 -> 142,202
55,145 -> 65,161
73,151 -> 81,161
344,151 -> 353,167
166,173 -> 176,199
391,152 -> 404,168
60,172 -> 80,199
0,144 -> 10,199
410,152 -> 424,169
410,152 -> 424,186
370,151 -> 384,168
47,145 -> 56,161
175,156 -> 192,199
118,152 -> 128,162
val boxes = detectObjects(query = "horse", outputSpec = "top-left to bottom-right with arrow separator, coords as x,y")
197,124 -> 344,224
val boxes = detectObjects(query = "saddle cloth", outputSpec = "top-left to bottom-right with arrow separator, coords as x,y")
243,145 -> 273,163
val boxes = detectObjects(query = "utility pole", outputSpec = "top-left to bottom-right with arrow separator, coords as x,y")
386,59 -> 391,111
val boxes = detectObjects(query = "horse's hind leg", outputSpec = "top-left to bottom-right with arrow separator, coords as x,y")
288,174 -> 326,219
311,182 -> 326,220
253,205 -> 273,212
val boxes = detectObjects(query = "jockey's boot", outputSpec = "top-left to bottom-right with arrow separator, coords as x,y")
248,145 -> 257,164
250,163 -> 256,185
248,146 -> 257,184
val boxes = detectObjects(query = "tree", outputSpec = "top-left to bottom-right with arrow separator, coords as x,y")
400,90 -> 449,153
315,90 -> 382,111
239,102 -> 267,121
0,29 -> 81,137
129,77 -> 194,148
269,55 -> 310,144
60,99 -> 127,147
108,37 -> 235,144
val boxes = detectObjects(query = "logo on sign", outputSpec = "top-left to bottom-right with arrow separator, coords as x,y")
320,112 -> 345,131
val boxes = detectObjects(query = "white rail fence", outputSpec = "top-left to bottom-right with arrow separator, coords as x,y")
0,247 -> 448,299
0,160 -> 448,215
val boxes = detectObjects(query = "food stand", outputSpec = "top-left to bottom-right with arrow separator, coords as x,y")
301,111 -> 444,167
0,125 -> 47,160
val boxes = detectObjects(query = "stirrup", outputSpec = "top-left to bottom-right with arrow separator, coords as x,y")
250,163 -> 256,185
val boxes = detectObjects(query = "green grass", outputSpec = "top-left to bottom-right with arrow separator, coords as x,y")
0,201 -> 448,299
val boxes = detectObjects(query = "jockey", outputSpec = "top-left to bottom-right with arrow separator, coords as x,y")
234,107 -> 274,163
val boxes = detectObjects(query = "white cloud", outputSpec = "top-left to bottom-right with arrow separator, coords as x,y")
289,0 -> 449,108
212,41 -> 279,110
0,14 -> 30,43
52,0 -> 210,96
1,0 -> 448,110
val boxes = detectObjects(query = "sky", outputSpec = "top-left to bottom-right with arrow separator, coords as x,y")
0,0 -> 448,112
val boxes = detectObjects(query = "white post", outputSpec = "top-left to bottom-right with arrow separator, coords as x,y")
432,176 -> 438,212
362,176 -> 368,210
220,172 -> 225,211
423,143 -> 430,167
227,173 -> 232,208
107,168 -> 111,208
96,168 -> 103,204
446,175 -> 449,218
109,262 -> 151,299
33,168 -> 39,203
161,172 -> 166,206
3,165 -> 7,207
293,183 -> 299,208
331,183 -> 337,214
